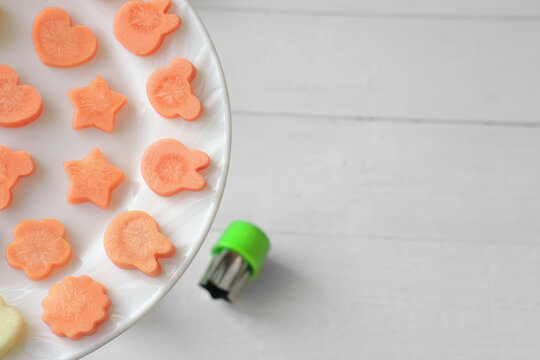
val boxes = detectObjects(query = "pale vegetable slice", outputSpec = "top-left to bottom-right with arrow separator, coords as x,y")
0,296 -> 24,357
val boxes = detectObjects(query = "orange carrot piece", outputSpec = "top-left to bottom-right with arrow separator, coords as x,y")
32,7 -> 97,68
113,0 -> 181,56
141,138 -> 209,197
64,148 -> 125,209
0,65 -> 43,128
146,58 -> 202,120
0,146 -> 35,210
104,210 -> 175,277
6,219 -> 71,281
42,275 -> 111,340
67,75 -> 127,133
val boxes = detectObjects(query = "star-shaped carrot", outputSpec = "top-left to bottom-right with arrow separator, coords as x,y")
104,210 -> 175,277
0,145 -> 35,210
67,75 -> 127,133
6,218 -> 71,281
64,148 -> 125,209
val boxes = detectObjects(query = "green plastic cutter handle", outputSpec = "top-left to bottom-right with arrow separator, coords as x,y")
212,221 -> 270,278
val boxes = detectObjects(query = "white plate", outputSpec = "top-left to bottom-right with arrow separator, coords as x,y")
0,0 -> 230,359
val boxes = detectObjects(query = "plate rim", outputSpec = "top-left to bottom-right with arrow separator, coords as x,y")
69,1 -> 232,358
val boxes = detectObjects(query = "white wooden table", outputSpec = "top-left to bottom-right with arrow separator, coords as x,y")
87,1 -> 540,359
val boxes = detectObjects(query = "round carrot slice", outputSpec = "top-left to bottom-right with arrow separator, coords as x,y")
104,210 -> 175,277
141,138 -> 210,197
0,65 -> 43,128
113,0 -> 181,56
0,145 -> 35,210
146,58 -> 202,120
32,7 -> 97,68
42,275 -> 111,340
6,219 -> 71,281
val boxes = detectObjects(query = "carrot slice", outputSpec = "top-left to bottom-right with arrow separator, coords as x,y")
42,275 -> 111,340
63,148 -> 125,209
113,0 -> 181,56
0,145 -> 35,210
141,138 -> 210,196
104,210 -> 175,277
6,219 -> 71,281
0,65 -> 43,128
67,75 -> 127,133
146,58 -> 202,120
32,7 -> 97,68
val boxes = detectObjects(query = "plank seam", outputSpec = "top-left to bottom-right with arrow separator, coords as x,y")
232,110 -> 540,129
208,227 -> 540,247
196,6 -> 540,22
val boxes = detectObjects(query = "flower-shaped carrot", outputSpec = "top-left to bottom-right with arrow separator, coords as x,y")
104,210 -> 175,277
141,138 -> 210,197
0,145 -> 35,210
67,75 -> 127,133
64,148 -> 125,209
114,0 -> 181,56
146,58 -> 202,120
6,219 -> 71,281
0,65 -> 43,128
33,8 -> 97,68
42,275 -> 111,340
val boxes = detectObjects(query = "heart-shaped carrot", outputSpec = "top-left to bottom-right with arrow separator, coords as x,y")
141,138 -> 210,196
32,8 -> 97,68
146,58 -> 202,120
114,0 -> 181,56
0,65 -> 42,128
104,210 -> 175,277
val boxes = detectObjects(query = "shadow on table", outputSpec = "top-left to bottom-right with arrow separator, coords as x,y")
245,258 -> 291,299
226,257 -> 311,316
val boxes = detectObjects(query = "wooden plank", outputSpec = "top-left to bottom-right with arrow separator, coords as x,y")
86,2 -> 540,359
208,113 -> 540,245
193,0 -> 540,18
87,230 -> 540,359
196,9 -> 540,123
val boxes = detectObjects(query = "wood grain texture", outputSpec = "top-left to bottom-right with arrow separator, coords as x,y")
87,229 -> 540,360
197,9 -> 540,124
87,114 -> 540,359
211,114 -> 540,244
86,0 -> 540,359
193,0 -> 540,18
